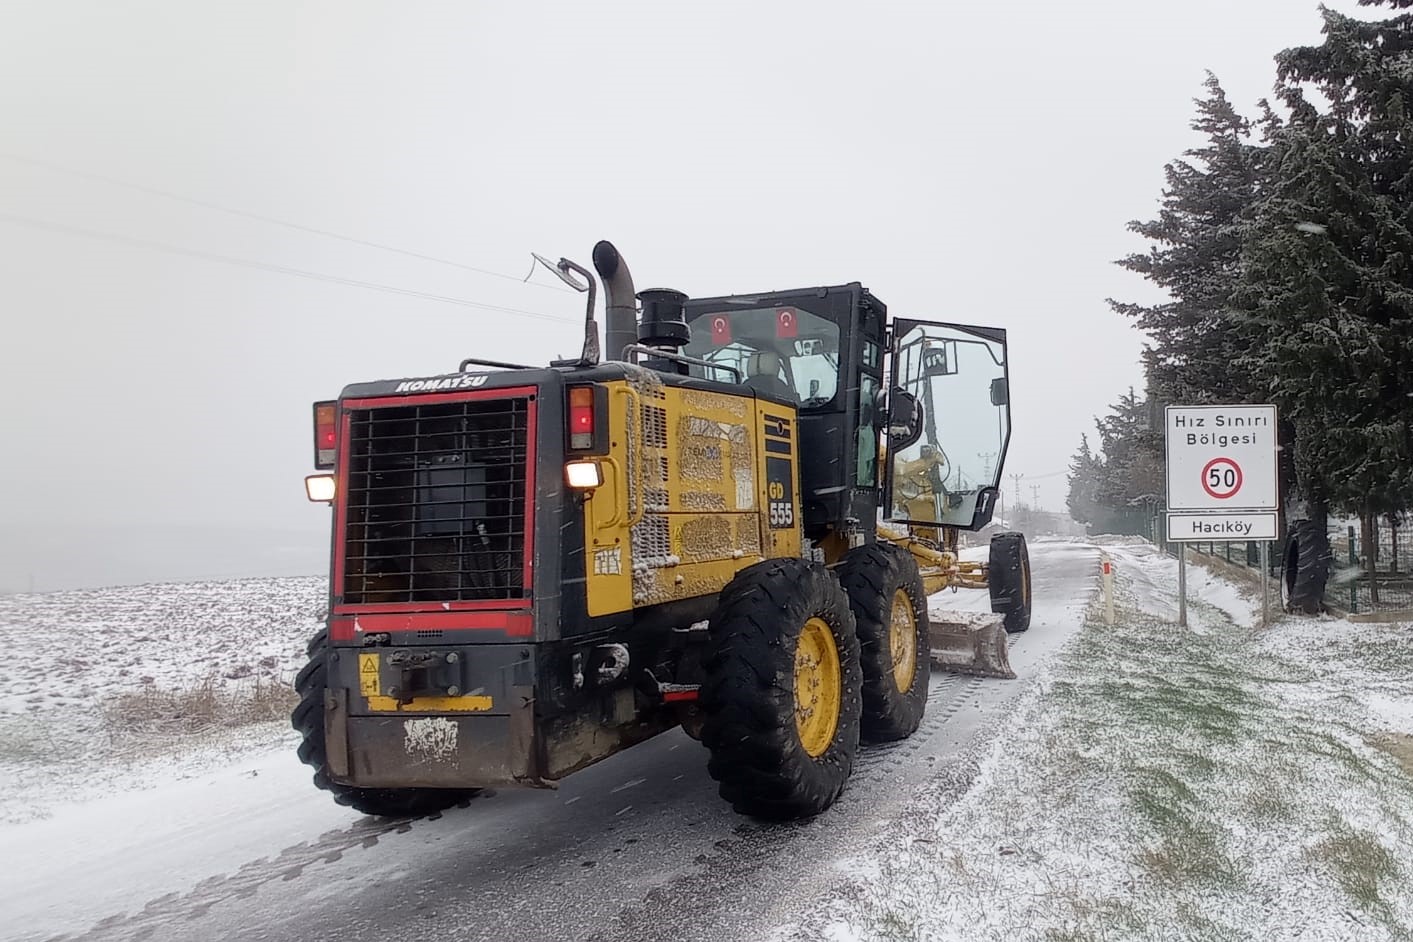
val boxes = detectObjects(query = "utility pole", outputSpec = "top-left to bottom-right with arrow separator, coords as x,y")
1010,473 -> 1024,511
1030,484 -> 1042,510
979,451 -> 997,482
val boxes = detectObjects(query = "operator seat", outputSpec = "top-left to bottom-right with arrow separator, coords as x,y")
742,350 -> 796,402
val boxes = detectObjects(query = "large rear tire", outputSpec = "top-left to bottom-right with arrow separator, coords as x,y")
989,532 -> 1032,633
838,543 -> 929,743
700,558 -> 862,820
292,631 -> 477,818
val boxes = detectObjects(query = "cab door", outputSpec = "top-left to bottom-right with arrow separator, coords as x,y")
884,319 -> 1010,531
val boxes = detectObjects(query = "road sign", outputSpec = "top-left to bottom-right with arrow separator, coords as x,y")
1165,404 -> 1278,512
1167,512 -> 1278,542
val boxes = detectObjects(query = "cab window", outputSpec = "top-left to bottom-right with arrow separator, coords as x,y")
683,307 -> 840,407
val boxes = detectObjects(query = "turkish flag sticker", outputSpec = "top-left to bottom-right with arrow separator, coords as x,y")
776,308 -> 798,339
709,315 -> 731,345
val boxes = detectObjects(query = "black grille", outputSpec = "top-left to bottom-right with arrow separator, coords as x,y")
341,396 -> 531,605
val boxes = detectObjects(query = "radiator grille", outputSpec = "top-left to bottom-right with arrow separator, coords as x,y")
341,396 -> 531,605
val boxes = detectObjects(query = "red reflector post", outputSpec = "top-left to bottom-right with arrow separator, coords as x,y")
568,386 -> 595,450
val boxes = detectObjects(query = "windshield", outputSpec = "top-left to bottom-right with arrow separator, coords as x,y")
683,306 -> 840,407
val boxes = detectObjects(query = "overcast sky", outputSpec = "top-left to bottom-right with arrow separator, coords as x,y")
0,0 -> 1372,591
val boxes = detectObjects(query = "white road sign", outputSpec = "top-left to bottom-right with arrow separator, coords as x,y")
1165,404 -> 1278,512
1167,512 -> 1278,542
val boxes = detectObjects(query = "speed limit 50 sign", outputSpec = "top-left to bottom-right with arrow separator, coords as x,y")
1165,404 -> 1278,512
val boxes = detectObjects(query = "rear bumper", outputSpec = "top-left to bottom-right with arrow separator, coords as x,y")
321,638 -> 679,790
327,692 -> 542,788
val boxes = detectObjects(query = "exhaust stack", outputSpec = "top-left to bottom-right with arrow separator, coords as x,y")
593,240 -> 638,362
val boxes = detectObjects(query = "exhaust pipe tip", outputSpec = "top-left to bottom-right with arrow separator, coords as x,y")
593,240 -> 639,362
592,240 -> 621,280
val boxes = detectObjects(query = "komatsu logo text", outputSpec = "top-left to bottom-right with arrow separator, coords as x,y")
394,375 -> 489,393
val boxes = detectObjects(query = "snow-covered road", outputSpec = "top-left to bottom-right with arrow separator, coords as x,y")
1,540 -> 1099,942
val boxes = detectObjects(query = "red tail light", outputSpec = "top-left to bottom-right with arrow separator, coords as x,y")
568,387 -> 595,450
313,401 -> 337,468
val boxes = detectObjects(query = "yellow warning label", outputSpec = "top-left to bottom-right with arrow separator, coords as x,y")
366,694 -> 494,713
358,653 -> 379,697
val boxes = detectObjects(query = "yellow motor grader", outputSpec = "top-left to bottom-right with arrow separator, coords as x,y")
294,241 -> 1031,821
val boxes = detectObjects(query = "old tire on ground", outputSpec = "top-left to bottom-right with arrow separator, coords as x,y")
700,558 -> 862,820
291,630 -> 477,817
988,531 -> 1032,633
838,542 -> 930,743
1282,519 -> 1331,615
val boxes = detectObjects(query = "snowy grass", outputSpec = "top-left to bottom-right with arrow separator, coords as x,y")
0,576 -> 324,823
793,542 -> 1413,941
102,671 -> 298,737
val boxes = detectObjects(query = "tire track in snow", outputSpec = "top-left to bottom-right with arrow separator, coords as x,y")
42,805 -> 476,942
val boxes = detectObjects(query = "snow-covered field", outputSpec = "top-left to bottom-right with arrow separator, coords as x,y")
4,543 -> 1411,941
791,540 -> 1413,941
0,577 -> 324,823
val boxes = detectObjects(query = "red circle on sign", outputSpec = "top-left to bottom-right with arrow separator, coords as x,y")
1200,457 -> 1243,499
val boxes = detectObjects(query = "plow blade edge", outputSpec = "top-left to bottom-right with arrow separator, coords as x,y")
928,612 -> 1015,680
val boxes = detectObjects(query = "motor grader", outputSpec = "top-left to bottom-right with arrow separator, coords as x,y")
293,241 -> 1031,820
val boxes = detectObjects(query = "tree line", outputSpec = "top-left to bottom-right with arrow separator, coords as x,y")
1070,0 -> 1413,560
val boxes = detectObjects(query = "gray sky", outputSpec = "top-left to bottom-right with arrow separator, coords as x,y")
0,0 -> 1370,591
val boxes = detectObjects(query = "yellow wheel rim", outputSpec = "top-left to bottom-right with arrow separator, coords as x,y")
889,589 -> 918,692
1021,556 -> 1031,609
794,617 -> 842,758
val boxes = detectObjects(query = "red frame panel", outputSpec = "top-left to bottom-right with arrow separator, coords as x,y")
329,610 -> 533,641
331,386 -> 539,630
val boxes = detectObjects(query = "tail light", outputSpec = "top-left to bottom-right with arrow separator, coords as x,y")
567,385 -> 606,453
313,400 -> 337,468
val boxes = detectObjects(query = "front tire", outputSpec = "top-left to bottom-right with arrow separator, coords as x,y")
291,631 -> 477,817
700,559 -> 862,820
989,532 -> 1032,633
1282,520 -> 1330,615
838,543 -> 930,742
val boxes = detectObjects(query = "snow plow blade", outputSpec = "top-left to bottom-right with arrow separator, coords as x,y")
929,612 -> 1016,679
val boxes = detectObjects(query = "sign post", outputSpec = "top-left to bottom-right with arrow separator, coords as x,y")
1177,544 -> 1187,628
1164,404 -> 1280,627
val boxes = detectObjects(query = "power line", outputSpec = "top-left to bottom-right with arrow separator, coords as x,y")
0,152 -> 572,293
0,211 -> 579,323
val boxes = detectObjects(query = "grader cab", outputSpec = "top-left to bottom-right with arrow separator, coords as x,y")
293,241 -> 1031,821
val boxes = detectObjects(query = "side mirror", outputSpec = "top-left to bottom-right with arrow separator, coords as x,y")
887,388 -> 923,450
990,377 -> 1009,406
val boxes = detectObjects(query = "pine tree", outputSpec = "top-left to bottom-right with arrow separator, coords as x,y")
1066,434 -> 1103,528
1093,389 -> 1153,505
1110,74 -> 1264,406
1236,1 -> 1413,527
1087,388 -> 1164,535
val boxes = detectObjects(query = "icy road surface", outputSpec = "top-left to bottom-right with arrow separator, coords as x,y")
0,540 -> 1098,942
